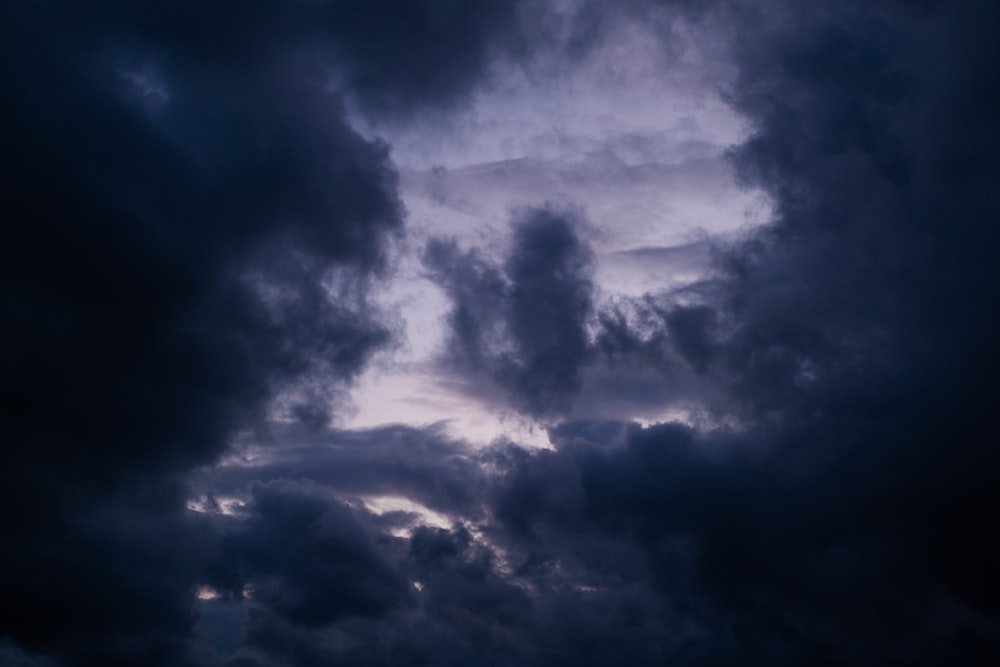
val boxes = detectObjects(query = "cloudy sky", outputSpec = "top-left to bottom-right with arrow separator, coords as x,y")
3,1 -> 999,666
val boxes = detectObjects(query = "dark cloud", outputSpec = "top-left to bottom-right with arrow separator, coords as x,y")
314,0 -> 527,113
704,0 -> 1000,632
444,0 -> 1000,662
184,429 -> 728,667
2,1 -> 404,502
209,481 -> 407,627
478,417 -> 1000,666
6,0 -> 1000,665
0,1 -> 539,664
425,207 -> 595,416
398,0 -> 1000,663
193,424 -> 487,522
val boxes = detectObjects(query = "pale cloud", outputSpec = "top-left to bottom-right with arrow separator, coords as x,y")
342,12 -> 761,438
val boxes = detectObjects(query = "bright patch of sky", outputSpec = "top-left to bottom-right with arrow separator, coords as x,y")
342,11 -> 766,444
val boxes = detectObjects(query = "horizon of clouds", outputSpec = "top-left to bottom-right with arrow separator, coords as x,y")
3,1 -> 1000,666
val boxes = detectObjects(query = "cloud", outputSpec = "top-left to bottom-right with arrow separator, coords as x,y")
425,217 -> 731,423
0,1 -> 542,663
208,481 -> 407,627
483,0 -> 1000,660
424,206 -> 596,416
382,0 -> 1000,662
5,0 -> 1000,665
193,424 -> 487,521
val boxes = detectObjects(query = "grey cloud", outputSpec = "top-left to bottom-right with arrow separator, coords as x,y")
401,0 -> 1000,663
195,424 -> 487,521
210,481 -> 407,627
6,0 -> 1000,665
0,0 -> 550,663
425,207 -> 595,416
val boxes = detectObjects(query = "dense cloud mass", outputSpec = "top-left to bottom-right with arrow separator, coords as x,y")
0,0 -> 523,664
424,207 -> 595,416
3,0 -> 1000,665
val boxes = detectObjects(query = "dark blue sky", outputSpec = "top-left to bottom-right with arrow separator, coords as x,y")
2,1 -> 999,665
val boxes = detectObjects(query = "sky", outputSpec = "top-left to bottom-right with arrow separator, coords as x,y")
2,1 -> 999,666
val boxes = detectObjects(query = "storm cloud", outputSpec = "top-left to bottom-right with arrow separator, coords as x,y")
424,207 -> 595,416
3,1 -> 1000,666
0,0 -> 530,663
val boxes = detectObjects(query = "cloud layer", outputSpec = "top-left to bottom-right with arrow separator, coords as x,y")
3,1 -> 1000,665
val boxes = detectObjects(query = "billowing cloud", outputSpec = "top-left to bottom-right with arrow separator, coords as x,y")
4,0 -> 1000,665
425,207 -> 595,416
0,1 -> 536,663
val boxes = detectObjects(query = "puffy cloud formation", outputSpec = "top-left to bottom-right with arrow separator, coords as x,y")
3,1 -> 1000,665
0,1 -> 526,663
424,207 -> 595,416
